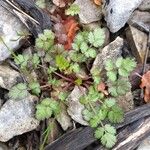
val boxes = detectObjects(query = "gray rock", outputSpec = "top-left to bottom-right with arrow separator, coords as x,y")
0,2 -> 29,62
104,0 -> 143,33
91,37 -> 123,72
138,0 -> 150,11
126,25 -> 148,63
67,86 -> 88,126
128,11 -> 150,33
0,65 -> 22,90
0,95 -> 39,142
56,103 -> 72,131
137,136 -> 150,150
74,0 -> 102,24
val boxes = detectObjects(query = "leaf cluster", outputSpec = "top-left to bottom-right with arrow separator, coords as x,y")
35,98 -> 60,120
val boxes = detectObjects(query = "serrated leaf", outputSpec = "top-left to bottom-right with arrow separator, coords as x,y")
85,48 -> 97,58
104,98 -> 116,108
8,83 -> 28,100
80,42 -> 88,53
104,124 -> 116,134
108,86 -> 118,97
89,115 -> 100,127
82,109 -> 94,121
105,60 -> 114,71
118,68 -> 129,77
108,106 -> 124,123
107,71 -> 117,82
41,98 -> 51,106
56,55 -> 70,71
115,57 -> 123,68
101,132 -> 116,148
29,81 -> 41,96
65,4 -> 80,16
94,127 -> 105,139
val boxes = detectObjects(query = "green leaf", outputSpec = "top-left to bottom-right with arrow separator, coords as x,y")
85,48 -> 97,58
104,98 -> 116,108
88,28 -> 105,48
14,54 -> 30,69
108,106 -> 124,123
108,86 -> 118,97
32,54 -> 40,68
94,127 -> 105,139
35,105 -> 49,120
47,66 -> 57,74
115,57 -> 123,68
122,58 -> 136,72
101,132 -> 116,148
118,68 -> 129,77
50,100 -> 60,115
79,96 -> 89,105
104,124 -> 116,134
74,78 -> 82,85
29,81 -> 41,96
9,83 -> 28,100
41,98 -> 51,106
56,55 -> 70,71
89,115 -> 101,127
65,4 -> 80,16
71,63 -> 80,73
36,29 -> 55,51
82,109 -> 94,121
107,71 -> 117,82
105,60 -> 114,71
80,42 -> 88,53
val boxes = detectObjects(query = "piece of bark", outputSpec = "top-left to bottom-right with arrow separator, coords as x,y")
113,117 -> 150,150
45,103 -> 150,150
5,0 -> 52,37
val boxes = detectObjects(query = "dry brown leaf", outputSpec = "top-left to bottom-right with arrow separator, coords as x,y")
140,71 -> 150,102
93,0 -> 102,6
97,82 -> 109,95
63,17 -> 79,50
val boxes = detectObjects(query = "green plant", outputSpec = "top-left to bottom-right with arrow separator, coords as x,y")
80,57 -> 136,148
8,27 -> 136,149
65,4 -> 80,16
35,98 -> 60,120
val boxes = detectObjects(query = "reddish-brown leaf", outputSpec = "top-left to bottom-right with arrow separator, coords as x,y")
140,71 -> 150,102
63,17 -> 79,50
97,82 -> 109,95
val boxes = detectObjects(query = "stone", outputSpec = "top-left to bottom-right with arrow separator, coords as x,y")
56,103 -> 72,131
126,25 -> 148,63
91,37 -> 123,72
0,95 -> 39,142
74,0 -> 102,24
103,0 -> 143,33
117,91 -> 134,112
0,64 -> 22,90
138,0 -> 150,11
128,11 -> 150,33
0,1 -> 29,62
67,86 -> 88,126
137,136 -> 150,150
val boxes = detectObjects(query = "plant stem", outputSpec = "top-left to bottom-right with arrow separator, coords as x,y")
54,72 -> 73,82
